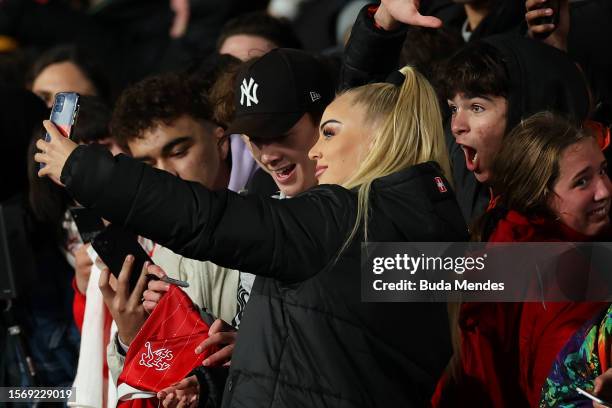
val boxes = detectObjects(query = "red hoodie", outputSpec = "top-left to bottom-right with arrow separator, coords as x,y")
433,210 -> 607,407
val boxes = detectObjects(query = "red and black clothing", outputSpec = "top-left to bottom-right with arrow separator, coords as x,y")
433,210 -> 608,407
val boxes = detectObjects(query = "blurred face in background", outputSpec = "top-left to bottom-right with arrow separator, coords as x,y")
31,61 -> 97,108
219,35 -> 277,61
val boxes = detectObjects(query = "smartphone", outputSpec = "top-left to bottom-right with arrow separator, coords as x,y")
532,0 -> 560,39
40,92 -> 80,169
69,207 -> 105,244
576,386 -> 612,407
46,92 -> 80,141
91,224 -> 153,293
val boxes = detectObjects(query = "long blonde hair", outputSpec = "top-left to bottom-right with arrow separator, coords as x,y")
339,66 -> 451,250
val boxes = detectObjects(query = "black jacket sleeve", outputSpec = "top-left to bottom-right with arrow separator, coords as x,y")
61,145 -> 353,283
338,4 -> 407,91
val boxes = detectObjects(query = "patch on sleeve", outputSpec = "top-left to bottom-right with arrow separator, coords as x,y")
434,177 -> 448,193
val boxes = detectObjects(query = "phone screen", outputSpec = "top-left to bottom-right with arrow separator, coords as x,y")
91,225 -> 153,293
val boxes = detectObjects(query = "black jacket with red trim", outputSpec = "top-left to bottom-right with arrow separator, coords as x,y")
61,144 -> 467,407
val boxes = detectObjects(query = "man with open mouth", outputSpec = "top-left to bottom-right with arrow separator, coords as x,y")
227,48 -> 335,199
437,36 -> 590,222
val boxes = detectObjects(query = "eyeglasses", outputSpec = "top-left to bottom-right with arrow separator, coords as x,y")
584,120 -> 611,151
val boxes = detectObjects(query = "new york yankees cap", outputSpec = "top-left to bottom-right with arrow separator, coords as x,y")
227,48 -> 334,140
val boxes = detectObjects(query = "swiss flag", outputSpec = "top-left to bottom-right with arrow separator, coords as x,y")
117,285 -> 217,404
434,177 -> 447,193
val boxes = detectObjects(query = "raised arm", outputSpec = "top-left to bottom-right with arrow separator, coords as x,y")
36,124 -> 353,282
339,0 -> 441,91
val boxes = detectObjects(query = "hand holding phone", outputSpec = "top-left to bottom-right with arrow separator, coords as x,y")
526,0 -> 561,39
533,0 -> 560,26
40,92 -> 79,170
92,225 -> 189,294
36,121 -> 81,185
92,225 -> 154,293
98,253 -> 150,346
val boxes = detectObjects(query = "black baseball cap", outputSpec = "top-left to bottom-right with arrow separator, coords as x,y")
227,48 -> 334,140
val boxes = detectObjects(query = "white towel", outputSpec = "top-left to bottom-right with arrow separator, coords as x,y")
108,322 -> 118,407
68,246 -> 113,408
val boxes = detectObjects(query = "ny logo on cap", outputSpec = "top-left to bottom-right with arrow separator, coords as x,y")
240,77 -> 259,107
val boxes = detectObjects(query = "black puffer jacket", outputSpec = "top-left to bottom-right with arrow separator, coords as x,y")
61,145 -> 468,407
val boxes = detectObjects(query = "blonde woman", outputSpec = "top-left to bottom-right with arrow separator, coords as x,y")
36,66 -> 467,407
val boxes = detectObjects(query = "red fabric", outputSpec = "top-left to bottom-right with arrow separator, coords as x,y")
489,210 -> 589,243
103,308 -> 112,380
432,211 -> 607,407
117,285 -> 216,402
72,277 -> 86,332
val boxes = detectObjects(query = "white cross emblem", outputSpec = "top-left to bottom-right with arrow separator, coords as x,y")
240,77 -> 259,107
434,177 -> 447,193
139,341 -> 174,371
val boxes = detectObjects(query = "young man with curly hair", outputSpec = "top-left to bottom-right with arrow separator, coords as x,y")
96,71 -> 266,392
111,72 -> 261,194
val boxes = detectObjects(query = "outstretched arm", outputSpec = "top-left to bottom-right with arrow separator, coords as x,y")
35,122 -> 353,283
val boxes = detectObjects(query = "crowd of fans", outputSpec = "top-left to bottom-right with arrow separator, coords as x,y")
2,0 -> 612,406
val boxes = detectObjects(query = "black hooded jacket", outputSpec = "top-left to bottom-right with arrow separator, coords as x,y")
60,144 -> 468,407
340,7 -> 590,223
448,35 -> 590,222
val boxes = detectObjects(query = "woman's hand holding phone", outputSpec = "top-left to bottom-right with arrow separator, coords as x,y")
35,120 -> 78,186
